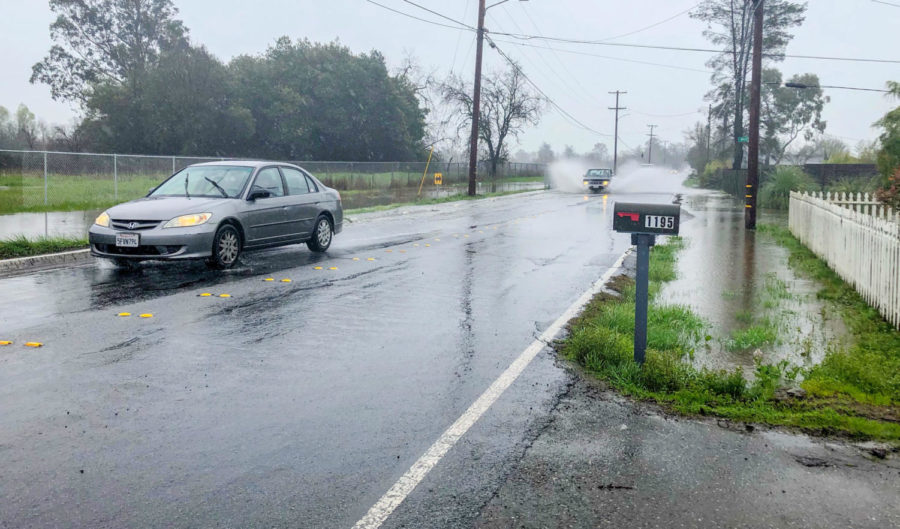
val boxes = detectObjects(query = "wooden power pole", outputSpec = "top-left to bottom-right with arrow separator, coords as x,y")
746,0 -> 764,229
609,90 -> 626,174
647,125 -> 657,164
467,0 -> 487,197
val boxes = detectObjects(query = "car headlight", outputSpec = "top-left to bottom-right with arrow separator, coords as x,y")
94,211 -> 110,227
603,181 -> 609,185
583,181 -> 588,185
163,213 -> 212,228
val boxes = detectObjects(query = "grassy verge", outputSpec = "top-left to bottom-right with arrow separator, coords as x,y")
682,175 -> 701,188
560,236 -> 900,442
345,189 -> 540,215
0,235 -> 89,259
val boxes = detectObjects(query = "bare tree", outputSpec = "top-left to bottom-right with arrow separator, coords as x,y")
441,62 -> 544,177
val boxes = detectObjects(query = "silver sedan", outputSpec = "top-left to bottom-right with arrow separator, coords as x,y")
89,161 -> 343,268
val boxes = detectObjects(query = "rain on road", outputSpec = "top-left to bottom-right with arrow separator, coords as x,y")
0,188 -> 678,528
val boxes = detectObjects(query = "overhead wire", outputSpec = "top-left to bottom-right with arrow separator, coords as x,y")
365,0 -> 474,30
486,36 -> 612,137
596,1 -> 702,42
400,0 -> 474,29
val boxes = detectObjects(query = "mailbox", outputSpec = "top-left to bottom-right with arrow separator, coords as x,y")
613,202 -> 681,235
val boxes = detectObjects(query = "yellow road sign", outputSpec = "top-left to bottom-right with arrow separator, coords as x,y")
434,172 -> 443,185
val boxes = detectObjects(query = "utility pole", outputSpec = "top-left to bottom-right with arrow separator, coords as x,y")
746,0 -> 764,229
646,125 -> 657,164
467,0 -> 487,196
608,90 -> 627,174
706,104 -> 713,168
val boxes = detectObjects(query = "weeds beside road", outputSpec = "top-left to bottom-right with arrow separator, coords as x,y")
0,235 -> 88,259
561,234 -> 900,442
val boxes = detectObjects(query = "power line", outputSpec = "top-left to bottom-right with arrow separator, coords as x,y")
871,0 -> 900,7
490,37 -> 712,74
400,0 -> 474,28
486,37 -> 612,137
631,109 -> 702,118
365,0 -> 473,30
488,30 -> 900,64
597,2 -> 702,42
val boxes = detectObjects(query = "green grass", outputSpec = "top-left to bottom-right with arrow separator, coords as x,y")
757,224 -> 900,407
560,234 -> 900,442
0,235 -> 88,259
0,171 -> 544,215
726,319 -> 779,351
682,175 -> 701,188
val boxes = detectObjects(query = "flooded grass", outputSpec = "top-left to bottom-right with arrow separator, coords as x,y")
561,235 -> 900,442
758,224 -> 900,409
0,235 -> 88,259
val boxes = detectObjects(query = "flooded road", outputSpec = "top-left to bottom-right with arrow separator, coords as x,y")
0,189 -> 633,528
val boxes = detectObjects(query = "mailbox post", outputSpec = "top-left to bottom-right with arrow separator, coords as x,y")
613,202 -> 681,364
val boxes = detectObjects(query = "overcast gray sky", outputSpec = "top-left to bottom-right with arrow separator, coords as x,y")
0,0 -> 896,156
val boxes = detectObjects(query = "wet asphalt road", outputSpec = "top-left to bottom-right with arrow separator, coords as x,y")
0,189 -> 638,528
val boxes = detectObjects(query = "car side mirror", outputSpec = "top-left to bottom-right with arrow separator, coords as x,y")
248,189 -> 272,201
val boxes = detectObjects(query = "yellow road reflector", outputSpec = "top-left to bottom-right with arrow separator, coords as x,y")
263,278 -> 274,282
220,293 -> 233,297
117,312 -> 132,317
0,341 -> 12,346
367,257 -> 376,261
385,249 -> 393,253
413,243 -> 419,247
352,258 -> 360,261
139,313 -> 154,318
329,267 -> 338,270
314,266 -> 323,270
434,238 -> 441,241
745,195 -> 753,198
399,250 -> 407,253
280,279 -> 292,283
745,205 -> 753,208
25,342 -> 43,347
425,244 -> 431,247
200,293 -> 212,297
746,184 -> 752,188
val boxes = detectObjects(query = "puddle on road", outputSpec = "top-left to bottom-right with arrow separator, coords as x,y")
661,191 -> 849,375
0,209 -> 101,239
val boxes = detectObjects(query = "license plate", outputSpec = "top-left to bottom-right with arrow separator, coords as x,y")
644,215 -> 675,230
115,233 -> 139,247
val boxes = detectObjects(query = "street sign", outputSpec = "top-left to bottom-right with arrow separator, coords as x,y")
613,202 -> 681,235
613,201 -> 682,364
738,136 -> 749,143
434,172 -> 443,185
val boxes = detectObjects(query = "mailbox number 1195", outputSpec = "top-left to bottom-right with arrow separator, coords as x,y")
644,215 -> 675,229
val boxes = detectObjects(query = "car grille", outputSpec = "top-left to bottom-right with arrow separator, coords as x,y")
94,244 -> 183,256
110,219 -> 160,231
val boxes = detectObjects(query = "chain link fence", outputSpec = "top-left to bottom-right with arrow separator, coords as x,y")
0,149 -> 547,215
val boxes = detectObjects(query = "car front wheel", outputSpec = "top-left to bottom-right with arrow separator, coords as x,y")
207,224 -> 241,269
307,216 -> 333,252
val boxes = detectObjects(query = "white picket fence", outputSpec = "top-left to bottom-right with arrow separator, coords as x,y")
789,191 -> 900,330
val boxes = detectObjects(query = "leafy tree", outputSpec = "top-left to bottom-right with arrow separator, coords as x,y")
684,121 -> 712,175
760,69 -> 827,164
691,0 -> 806,169
15,105 -> 40,150
441,62 -> 544,176
31,0 -> 188,103
875,81 -> 900,207
855,140 -> 880,163
587,142 -> 609,163
230,38 -> 426,161
83,42 -> 254,155
563,145 -> 577,159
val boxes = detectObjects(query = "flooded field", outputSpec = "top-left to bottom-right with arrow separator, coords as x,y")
662,191 -> 849,374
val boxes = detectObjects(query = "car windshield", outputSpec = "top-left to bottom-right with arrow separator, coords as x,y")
587,169 -> 612,177
150,166 -> 254,198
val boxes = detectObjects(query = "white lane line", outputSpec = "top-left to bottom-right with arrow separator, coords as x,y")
351,248 -> 632,529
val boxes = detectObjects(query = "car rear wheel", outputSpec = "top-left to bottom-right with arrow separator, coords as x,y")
307,216 -> 333,253
207,224 -> 241,269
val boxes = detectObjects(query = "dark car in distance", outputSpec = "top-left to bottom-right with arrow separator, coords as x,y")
88,161 -> 343,269
582,168 -> 613,193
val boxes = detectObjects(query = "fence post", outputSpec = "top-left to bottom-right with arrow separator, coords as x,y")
113,154 -> 118,200
43,151 -> 48,205
172,156 -> 176,174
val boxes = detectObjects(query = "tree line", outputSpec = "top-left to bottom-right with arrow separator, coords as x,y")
16,0 -> 427,162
